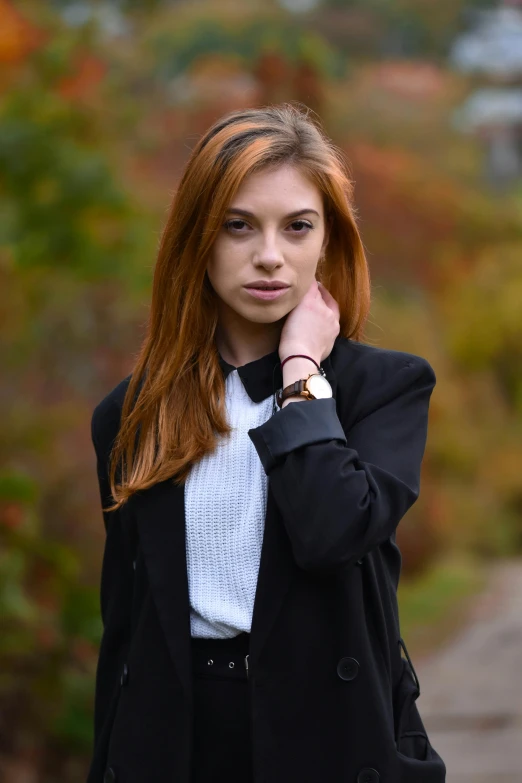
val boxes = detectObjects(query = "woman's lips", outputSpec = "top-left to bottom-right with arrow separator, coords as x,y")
244,287 -> 289,300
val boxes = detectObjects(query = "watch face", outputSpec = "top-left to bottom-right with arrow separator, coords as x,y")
308,374 -> 333,398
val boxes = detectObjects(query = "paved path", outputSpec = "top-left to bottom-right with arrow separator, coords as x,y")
413,558 -> 522,783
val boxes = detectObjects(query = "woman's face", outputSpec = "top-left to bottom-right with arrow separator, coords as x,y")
207,163 -> 327,330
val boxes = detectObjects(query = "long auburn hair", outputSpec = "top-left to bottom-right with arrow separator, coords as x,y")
104,103 -> 371,512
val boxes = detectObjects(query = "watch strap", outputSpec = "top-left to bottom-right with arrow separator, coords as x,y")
276,379 -> 313,408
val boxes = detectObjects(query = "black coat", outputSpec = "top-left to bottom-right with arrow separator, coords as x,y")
87,336 -> 447,783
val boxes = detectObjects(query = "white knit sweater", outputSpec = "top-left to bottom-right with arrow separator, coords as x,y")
184,368 -> 273,639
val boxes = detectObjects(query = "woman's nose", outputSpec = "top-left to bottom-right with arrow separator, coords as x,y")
254,235 -> 284,264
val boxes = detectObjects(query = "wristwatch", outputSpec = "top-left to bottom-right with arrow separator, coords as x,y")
276,367 -> 333,408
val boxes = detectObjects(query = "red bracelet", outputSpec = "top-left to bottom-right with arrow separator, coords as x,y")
280,354 -> 320,371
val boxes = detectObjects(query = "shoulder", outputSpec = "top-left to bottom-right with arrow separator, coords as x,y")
91,374 -> 132,454
330,337 -> 436,425
331,335 -> 436,384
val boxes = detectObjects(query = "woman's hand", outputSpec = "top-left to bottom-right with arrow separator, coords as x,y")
279,279 -> 340,365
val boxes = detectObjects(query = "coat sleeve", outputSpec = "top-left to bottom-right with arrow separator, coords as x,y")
247,355 -> 436,575
90,403 -> 134,752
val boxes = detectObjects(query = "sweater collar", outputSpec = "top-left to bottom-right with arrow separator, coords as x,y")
217,344 -> 337,404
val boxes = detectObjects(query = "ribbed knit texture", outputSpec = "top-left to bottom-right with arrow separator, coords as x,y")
184,368 -> 274,639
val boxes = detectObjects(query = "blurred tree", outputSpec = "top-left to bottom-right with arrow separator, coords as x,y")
0,90 -> 132,278
146,11 -> 344,84
437,242 -> 522,412
0,0 -> 46,65
0,471 -> 101,779
0,9 -> 150,780
293,59 -> 324,114
317,0 -> 497,58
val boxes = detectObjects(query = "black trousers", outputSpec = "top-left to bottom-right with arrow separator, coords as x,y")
190,631 -> 253,783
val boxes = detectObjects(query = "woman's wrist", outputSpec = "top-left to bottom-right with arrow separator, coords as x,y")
280,356 -> 320,407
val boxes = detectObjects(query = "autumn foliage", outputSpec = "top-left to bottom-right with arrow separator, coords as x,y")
1,1 -> 522,780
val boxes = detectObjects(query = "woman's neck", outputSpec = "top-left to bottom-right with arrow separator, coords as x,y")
215,327 -> 281,369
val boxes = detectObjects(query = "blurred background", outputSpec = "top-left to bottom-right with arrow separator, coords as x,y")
1,0 -> 522,781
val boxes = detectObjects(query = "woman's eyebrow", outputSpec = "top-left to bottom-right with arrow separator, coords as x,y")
225,208 -> 320,219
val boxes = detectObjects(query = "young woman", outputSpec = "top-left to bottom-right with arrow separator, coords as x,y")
87,104 -> 446,783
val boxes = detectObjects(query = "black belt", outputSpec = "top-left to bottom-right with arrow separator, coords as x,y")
191,632 -> 250,681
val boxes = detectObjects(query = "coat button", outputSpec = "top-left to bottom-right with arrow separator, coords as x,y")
104,768 -> 116,783
357,769 -> 380,783
337,656 -> 359,681
120,663 -> 129,686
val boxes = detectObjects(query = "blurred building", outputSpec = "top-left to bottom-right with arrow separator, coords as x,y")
450,1 -> 522,187
58,0 -> 131,39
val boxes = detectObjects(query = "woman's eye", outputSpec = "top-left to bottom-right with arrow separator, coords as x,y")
224,219 -> 249,232
289,220 -> 313,233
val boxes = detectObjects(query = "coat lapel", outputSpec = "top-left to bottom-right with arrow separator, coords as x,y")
131,473 -> 296,692
131,477 -> 193,700
249,486 -> 296,669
